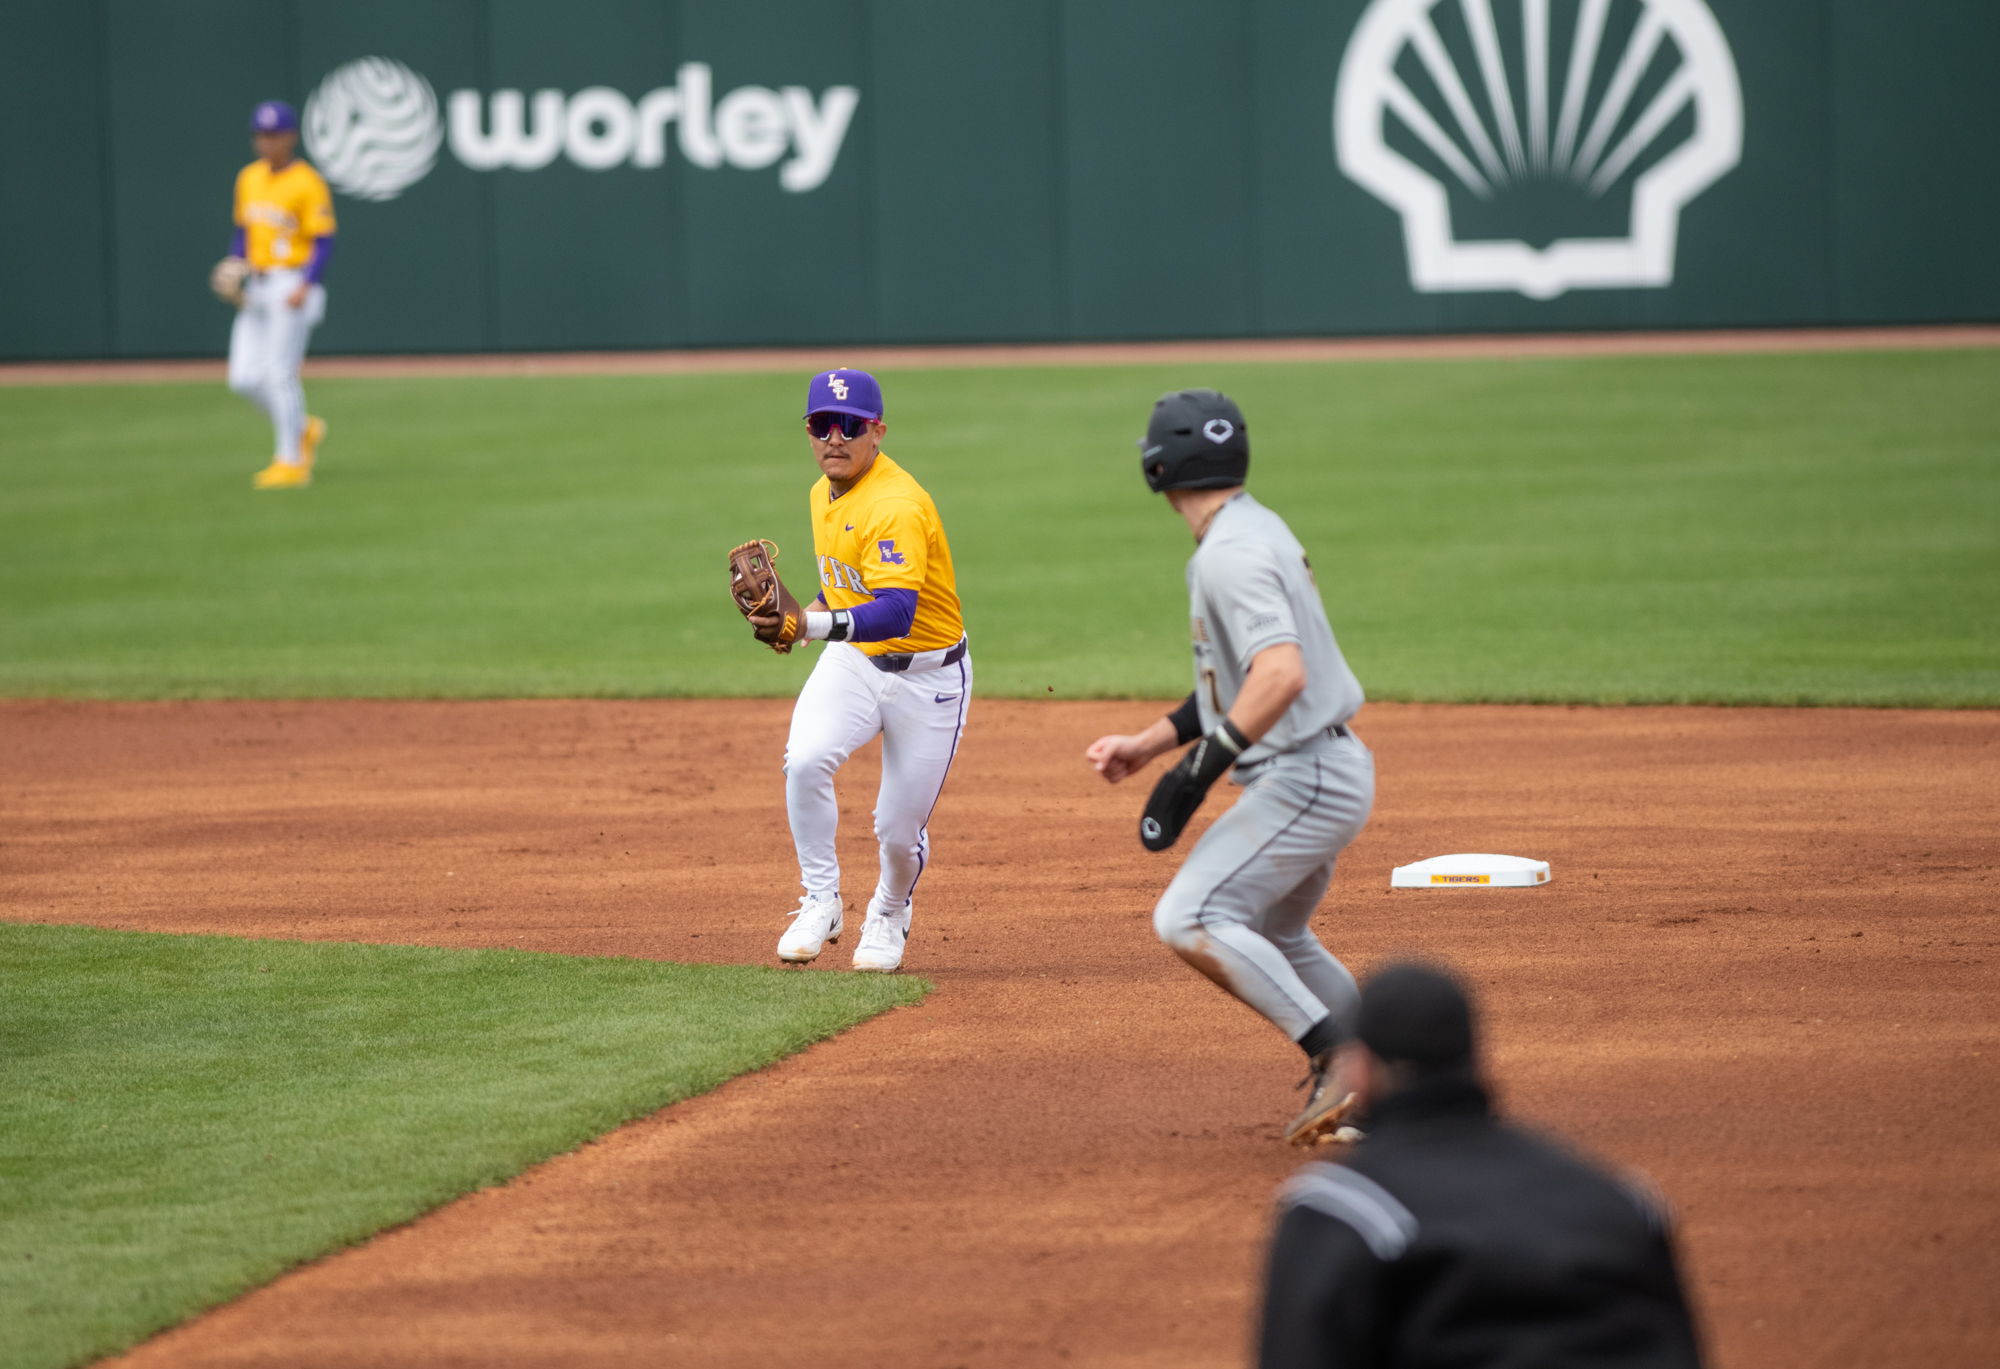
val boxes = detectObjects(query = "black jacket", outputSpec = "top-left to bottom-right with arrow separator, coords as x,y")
1258,1068 -> 1701,1369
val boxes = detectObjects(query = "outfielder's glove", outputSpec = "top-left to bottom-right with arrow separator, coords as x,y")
728,539 -> 805,654
1140,720 -> 1251,850
210,256 -> 250,308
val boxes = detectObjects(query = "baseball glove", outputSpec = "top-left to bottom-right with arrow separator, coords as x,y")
209,256 -> 250,308
728,539 -> 806,654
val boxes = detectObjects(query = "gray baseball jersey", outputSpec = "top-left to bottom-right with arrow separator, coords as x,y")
1187,492 -> 1364,767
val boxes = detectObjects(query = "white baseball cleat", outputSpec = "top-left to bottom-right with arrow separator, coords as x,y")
851,900 -> 911,972
777,892 -> 843,963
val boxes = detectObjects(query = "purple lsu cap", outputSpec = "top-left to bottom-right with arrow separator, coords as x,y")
804,368 -> 883,420
251,100 -> 298,133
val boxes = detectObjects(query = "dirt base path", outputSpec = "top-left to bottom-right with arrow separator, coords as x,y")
4,700 -> 1996,1368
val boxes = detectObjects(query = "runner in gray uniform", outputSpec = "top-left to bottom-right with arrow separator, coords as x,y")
1086,388 -> 1374,1146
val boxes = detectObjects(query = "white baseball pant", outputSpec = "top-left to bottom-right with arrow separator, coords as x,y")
228,268 -> 325,464
783,640 -> 971,912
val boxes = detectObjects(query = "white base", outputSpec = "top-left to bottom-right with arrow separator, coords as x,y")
1391,853 -> 1551,889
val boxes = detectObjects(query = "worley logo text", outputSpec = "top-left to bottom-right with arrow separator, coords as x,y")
306,58 -> 858,200
451,62 -> 857,191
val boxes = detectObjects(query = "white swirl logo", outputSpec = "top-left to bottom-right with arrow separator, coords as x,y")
304,58 -> 444,202
1335,0 -> 1742,299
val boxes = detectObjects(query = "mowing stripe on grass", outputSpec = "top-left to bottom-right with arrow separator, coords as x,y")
0,351 -> 1994,704
0,923 -> 925,1369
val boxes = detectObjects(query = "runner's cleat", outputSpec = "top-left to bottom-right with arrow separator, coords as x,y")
1285,1050 -> 1358,1147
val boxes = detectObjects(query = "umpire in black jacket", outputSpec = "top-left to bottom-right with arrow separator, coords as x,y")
1258,963 -> 1702,1369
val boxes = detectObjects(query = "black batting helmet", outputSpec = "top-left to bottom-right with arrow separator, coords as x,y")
1138,388 -> 1249,493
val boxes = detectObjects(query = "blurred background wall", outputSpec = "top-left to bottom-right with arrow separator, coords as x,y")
3,0 -> 1995,360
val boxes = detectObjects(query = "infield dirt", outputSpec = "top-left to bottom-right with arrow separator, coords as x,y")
5,699 -> 1995,1369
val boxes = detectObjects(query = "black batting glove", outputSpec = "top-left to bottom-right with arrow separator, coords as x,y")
1140,719 -> 1251,851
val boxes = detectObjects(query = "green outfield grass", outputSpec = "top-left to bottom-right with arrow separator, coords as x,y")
0,923 -> 926,1369
1,349 -> 1994,704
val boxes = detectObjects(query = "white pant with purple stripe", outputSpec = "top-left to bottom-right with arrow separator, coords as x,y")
783,640 -> 970,915
227,268 -> 324,463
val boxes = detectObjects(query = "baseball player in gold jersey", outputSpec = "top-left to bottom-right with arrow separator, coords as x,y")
762,369 -> 970,972
221,101 -> 336,489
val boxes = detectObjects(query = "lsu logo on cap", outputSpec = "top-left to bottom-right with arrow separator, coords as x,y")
805,368 -> 882,420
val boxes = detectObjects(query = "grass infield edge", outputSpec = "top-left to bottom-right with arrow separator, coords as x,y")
0,922 -> 931,1369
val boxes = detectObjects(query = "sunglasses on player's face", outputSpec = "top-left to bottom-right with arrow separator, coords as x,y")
807,411 -> 874,441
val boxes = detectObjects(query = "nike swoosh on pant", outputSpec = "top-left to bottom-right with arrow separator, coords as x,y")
934,693 -> 959,703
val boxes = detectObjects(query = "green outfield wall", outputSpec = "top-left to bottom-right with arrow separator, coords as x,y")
3,0 -> 1995,360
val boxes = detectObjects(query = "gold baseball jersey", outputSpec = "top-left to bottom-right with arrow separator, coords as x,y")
811,453 -> 963,656
233,160 -> 335,272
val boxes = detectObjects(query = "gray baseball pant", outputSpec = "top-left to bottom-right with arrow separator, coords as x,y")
1152,732 -> 1374,1043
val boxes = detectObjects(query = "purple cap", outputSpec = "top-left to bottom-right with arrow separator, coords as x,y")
804,369 -> 883,420
251,100 -> 299,133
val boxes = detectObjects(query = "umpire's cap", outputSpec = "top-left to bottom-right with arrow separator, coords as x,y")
1138,388 -> 1249,493
1357,963 -> 1476,1070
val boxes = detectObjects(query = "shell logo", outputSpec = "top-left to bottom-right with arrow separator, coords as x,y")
1334,0 -> 1743,299
303,58 -> 444,203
